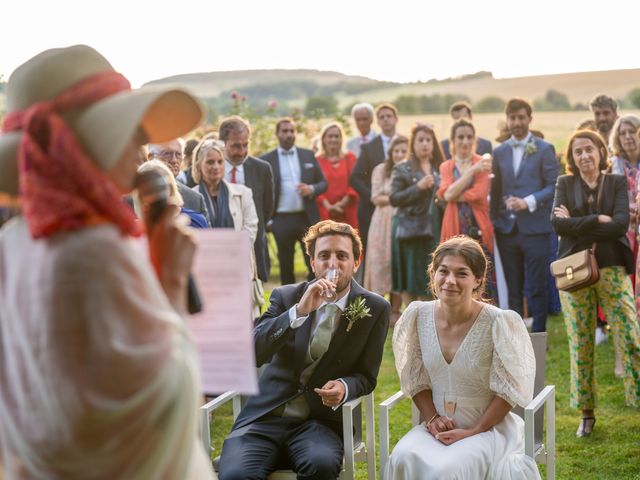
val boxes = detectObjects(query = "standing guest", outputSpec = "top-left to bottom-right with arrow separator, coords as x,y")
316,122 -> 359,228
192,139 -> 261,318
192,140 -> 258,241
609,115 -> 640,376
437,119 -> 496,302
386,236 -> 539,479
390,124 -> 444,306
177,137 -> 200,187
135,160 -> 209,228
365,135 -> 408,325
440,101 -> 492,159
261,118 -> 327,284
350,103 -> 399,257
0,44 -> 214,479
551,129 -> 640,437
219,116 -> 274,283
346,102 -> 377,158
490,98 -> 559,332
590,94 -> 619,144
148,138 -> 210,224
218,220 -> 389,480
610,115 -> 640,257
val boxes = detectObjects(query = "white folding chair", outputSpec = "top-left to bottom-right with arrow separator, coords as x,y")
200,391 -> 377,480
379,332 -> 555,479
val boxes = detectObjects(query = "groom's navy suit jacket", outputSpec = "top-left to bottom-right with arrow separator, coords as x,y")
490,136 -> 558,235
232,279 -> 389,433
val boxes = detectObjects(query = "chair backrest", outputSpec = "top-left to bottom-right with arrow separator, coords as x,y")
513,332 -> 546,446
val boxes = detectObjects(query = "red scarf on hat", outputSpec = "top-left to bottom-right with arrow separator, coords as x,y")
2,71 -> 142,238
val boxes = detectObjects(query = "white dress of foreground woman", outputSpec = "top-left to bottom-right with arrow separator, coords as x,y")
385,301 -> 541,480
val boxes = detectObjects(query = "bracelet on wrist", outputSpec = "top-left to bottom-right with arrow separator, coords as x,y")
426,413 -> 440,427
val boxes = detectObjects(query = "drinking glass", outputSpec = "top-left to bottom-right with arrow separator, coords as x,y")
444,392 -> 457,419
323,268 -> 339,302
503,195 -> 516,220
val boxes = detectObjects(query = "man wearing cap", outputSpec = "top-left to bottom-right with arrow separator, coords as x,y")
148,138 -> 211,225
0,45 -> 215,479
219,116 -> 274,283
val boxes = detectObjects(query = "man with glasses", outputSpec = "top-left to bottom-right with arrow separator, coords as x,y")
148,139 -> 210,225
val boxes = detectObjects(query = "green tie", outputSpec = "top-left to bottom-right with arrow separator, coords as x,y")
310,303 -> 339,361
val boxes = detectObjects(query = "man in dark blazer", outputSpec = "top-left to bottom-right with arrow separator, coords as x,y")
440,101 -> 492,159
220,116 -> 274,282
350,103 -> 399,259
261,118 -> 327,285
490,98 -> 559,332
148,139 -> 211,226
218,220 -> 389,480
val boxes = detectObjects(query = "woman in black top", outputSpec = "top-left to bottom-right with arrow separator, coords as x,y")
551,129 -> 640,437
390,124 -> 444,306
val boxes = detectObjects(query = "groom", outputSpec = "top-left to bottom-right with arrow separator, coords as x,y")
218,220 -> 390,480
490,98 -> 558,332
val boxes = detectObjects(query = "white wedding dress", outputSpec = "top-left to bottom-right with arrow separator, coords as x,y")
385,301 -> 541,480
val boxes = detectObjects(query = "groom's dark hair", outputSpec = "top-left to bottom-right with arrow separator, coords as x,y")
304,220 -> 362,263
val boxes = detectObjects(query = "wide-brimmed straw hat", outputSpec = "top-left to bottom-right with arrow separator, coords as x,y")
0,44 -> 203,196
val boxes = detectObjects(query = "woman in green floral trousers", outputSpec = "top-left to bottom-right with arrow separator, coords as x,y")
551,129 -> 640,437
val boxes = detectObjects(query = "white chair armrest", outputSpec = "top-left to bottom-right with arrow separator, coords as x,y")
341,392 -> 376,480
378,390 -> 410,476
200,391 -> 241,455
524,385 -> 555,480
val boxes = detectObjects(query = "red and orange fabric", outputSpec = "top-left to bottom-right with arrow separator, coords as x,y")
2,71 -> 141,239
316,152 -> 359,229
437,154 -> 494,253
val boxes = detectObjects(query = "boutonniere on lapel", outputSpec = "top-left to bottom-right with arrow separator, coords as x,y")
524,138 -> 537,157
344,296 -> 372,332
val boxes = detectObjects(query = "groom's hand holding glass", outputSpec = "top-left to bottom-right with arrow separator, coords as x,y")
294,269 -> 339,317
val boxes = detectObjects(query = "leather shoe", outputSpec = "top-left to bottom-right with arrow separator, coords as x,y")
576,416 -> 596,437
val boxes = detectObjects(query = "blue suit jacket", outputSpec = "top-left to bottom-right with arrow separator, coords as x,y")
490,136 -> 558,235
232,280 -> 390,432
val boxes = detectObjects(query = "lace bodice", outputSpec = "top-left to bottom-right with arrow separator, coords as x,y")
393,301 -> 535,409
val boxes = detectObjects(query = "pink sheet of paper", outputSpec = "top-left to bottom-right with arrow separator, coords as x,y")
189,229 -> 258,395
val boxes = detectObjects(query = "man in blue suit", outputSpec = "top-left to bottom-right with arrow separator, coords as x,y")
441,101 -> 492,159
490,98 -> 559,332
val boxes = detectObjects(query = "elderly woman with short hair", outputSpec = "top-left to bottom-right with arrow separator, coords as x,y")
551,129 -> 640,437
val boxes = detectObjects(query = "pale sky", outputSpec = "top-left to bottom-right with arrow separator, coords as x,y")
2,0 -> 638,88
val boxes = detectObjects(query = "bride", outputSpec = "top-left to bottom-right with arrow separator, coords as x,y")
386,236 -> 540,479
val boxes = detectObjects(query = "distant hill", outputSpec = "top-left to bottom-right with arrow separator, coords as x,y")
145,68 -> 640,110
144,69 -> 392,98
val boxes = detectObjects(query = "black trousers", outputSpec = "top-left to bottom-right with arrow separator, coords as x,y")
218,417 -> 344,480
272,212 -> 313,285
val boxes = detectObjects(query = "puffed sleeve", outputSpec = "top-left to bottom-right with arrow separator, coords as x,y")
392,301 -> 431,397
489,308 -> 536,407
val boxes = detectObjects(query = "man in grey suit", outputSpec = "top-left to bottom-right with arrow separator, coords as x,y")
219,116 -> 275,282
261,118 -> 327,285
148,139 -> 210,225
440,101 -> 492,159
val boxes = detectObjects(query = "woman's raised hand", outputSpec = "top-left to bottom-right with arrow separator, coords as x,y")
417,174 -> 435,190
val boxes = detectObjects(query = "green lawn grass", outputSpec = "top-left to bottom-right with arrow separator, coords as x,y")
210,273 -> 640,479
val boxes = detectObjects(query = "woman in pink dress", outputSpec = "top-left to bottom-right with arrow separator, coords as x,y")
365,136 -> 409,324
315,122 -> 359,229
